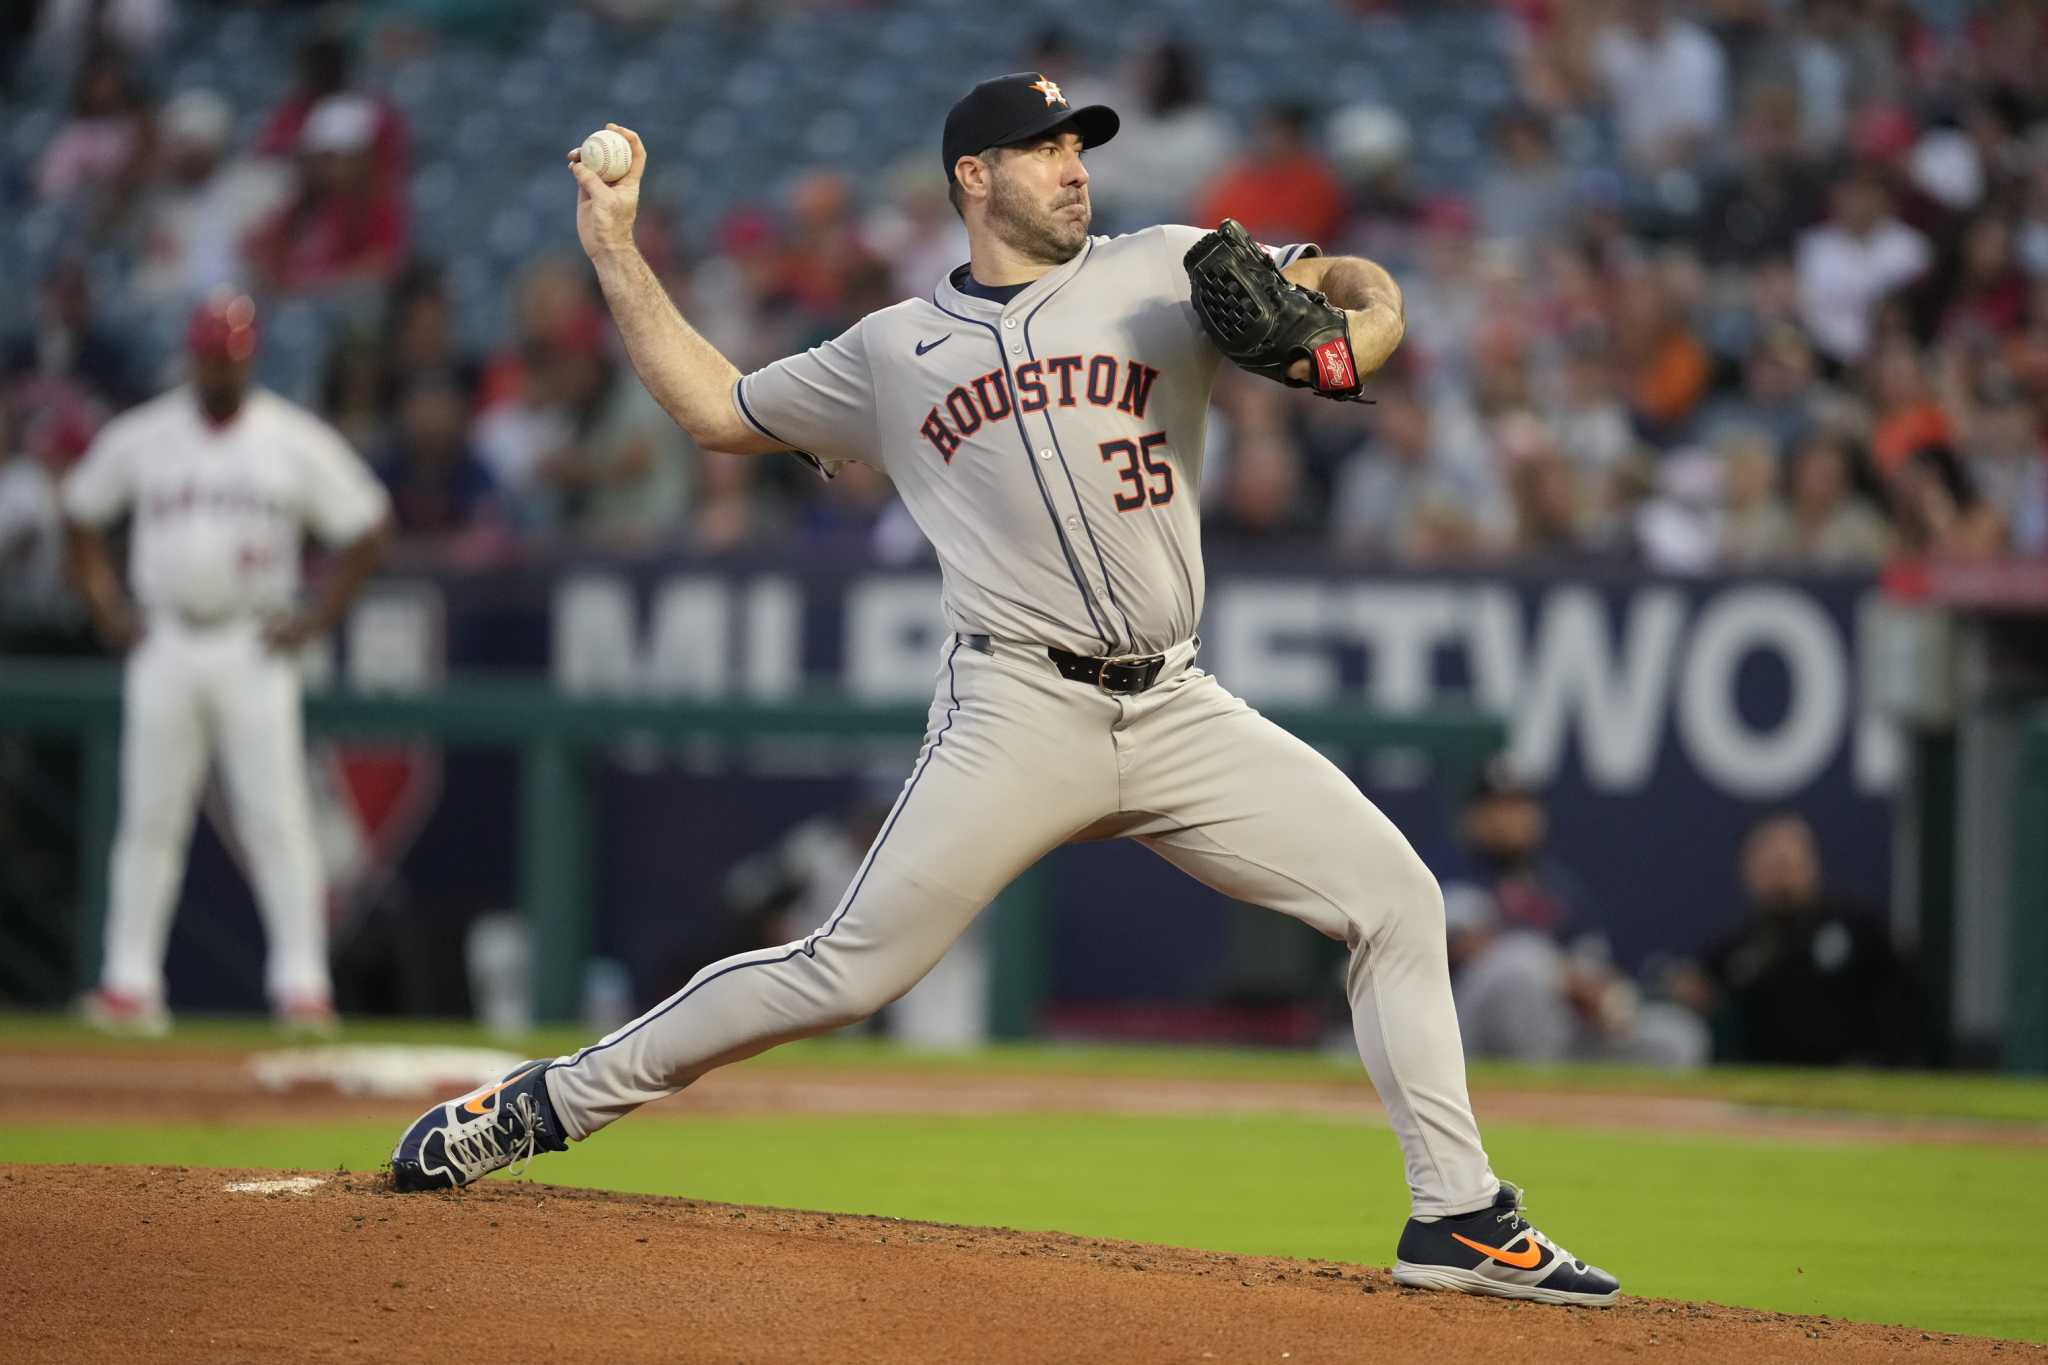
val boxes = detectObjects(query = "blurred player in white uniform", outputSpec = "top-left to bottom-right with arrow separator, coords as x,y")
61,294 -> 393,1036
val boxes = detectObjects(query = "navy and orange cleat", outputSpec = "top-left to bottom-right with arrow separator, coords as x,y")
389,1058 -> 568,1192
1391,1181 -> 1619,1306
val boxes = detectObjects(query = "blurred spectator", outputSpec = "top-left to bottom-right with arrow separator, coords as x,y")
1964,0 -> 2048,120
373,379 -> 500,537
476,256 -> 597,412
1935,214 -> 2027,346
1545,332 -> 1636,483
1694,86 -> 1823,267
244,94 -> 409,296
378,264 -> 481,409
1191,103 -> 1346,246
862,159 -> 970,304
691,452 -> 786,555
4,259 -> 146,414
1796,166 -> 1932,367
767,173 -> 887,339
1614,256 -> 1712,445
1685,813 -> 1927,1066
133,88 -> 292,307
1715,425 -> 1792,565
1083,41 -> 1233,230
1451,758 -> 1594,939
1329,382 -> 1501,560
1960,377 -> 2048,555
1442,760 -> 1707,1067
1701,324 -> 1828,459
1498,411 -> 1586,558
1868,338 -> 1951,478
320,334 -> 391,456
1204,425 -> 1317,544
1475,107 -> 1575,245
0,391 -> 86,653
533,312 -> 695,547
1394,198 -> 1485,389
1891,444 -> 2005,557
1908,114 -> 1989,220
1592,0 -> 1728,171
1784,0 -> 1897,158
256,33 -> 408,188
795,460 -> 925,566
473,343 -> 571,526
1634,449 -> 1726,571
35,46 -> 150,212
1786,435 -> 1890,568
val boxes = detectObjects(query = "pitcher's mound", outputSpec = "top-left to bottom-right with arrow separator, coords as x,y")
0,1164 -> 2020,1362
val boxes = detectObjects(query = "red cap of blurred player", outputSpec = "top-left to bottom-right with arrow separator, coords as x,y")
187,292 -> 260,361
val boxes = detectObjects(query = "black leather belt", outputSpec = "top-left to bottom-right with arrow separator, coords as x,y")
960,634 -> 1173,694
1047,646 -> 1168,694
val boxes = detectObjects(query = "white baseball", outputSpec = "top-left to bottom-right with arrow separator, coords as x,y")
580,129 -> 631,183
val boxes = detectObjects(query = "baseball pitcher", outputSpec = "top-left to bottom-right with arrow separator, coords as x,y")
392,74 -> 1618,1306
63,294 -> 393,1037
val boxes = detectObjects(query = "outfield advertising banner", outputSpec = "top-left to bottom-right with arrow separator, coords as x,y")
172,554 -> 1891,1011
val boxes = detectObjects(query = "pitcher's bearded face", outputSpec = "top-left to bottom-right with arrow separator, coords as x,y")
985,134 -> 1091,265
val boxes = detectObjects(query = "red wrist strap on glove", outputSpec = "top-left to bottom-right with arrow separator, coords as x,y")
1311,336 -> 1357,394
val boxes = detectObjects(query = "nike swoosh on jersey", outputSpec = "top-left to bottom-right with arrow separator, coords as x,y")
915,334 -> 952,356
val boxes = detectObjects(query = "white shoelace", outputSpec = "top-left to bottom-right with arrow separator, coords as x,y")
445,1093 -> 540,1181
1500,1187 -> 1585,1269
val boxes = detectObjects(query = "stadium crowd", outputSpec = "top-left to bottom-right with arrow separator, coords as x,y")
6,0 -> 2048,646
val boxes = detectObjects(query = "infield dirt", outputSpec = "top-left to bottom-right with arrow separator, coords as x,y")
2,1162 -> 2036,1364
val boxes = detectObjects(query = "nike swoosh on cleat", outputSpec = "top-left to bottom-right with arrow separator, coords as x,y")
1451,1232 -> 1545,1269
915,334 -> 952,356
460,1064 -> 542,1117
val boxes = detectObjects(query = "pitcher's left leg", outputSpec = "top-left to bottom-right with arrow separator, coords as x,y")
1117,671 -> 1493,1216
1119,670 -> 1618,1303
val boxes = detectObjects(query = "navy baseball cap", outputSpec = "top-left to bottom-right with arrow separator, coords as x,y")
942,72 -> 1118,183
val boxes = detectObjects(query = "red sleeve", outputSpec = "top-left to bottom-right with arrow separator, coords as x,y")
360,192 -> 408,273
256,98 -> 310,156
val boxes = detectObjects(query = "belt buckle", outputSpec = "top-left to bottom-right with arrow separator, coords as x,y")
1096,653 -> 1157,695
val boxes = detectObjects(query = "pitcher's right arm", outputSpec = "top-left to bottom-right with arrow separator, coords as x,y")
567,125 -> 783,457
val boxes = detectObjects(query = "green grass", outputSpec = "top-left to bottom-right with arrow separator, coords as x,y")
7,1011 -> 2048,1123
2,1112 -> 2042,1343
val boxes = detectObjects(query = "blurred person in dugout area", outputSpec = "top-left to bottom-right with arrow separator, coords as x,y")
1671,813 -> 1931,1066
58,294 -> 393,1038
1441,760 -> 1709,1068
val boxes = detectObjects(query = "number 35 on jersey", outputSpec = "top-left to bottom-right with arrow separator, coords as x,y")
919,352 -> 1171,512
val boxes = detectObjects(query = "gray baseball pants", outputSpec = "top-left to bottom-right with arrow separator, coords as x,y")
545,635 -> 1499,1216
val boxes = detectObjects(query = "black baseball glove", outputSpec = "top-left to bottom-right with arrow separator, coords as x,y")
1183,218 -> 1368,401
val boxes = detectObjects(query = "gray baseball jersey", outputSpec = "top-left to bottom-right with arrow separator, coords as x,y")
732,227 -> 1315,657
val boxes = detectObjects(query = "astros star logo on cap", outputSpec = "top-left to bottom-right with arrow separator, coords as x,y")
1029,76 -> 1066,107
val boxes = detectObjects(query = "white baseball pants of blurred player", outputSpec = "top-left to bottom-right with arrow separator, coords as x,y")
99,612 -> 329,1007
549,636 -> 1498,1217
